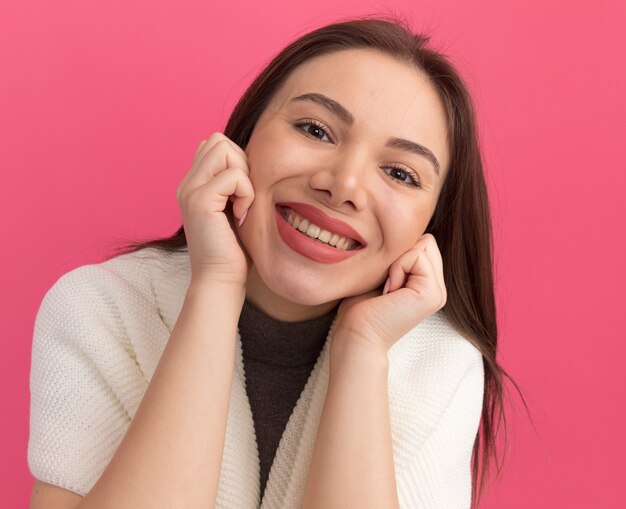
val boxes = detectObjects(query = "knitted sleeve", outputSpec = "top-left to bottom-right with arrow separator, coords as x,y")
414,359 -> 483,508
27,263 -> 158,496
403,344 -> 484,509
394,341 -> 484,509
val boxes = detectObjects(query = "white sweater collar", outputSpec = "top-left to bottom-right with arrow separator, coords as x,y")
219,317 -> 335,508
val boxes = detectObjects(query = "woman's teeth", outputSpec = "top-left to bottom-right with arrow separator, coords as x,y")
283,209 -> 360,251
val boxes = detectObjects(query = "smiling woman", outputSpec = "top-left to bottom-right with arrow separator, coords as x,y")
28,16 -> 508,509
237,48 -> 449,318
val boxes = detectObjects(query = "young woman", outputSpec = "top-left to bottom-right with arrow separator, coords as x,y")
28,17 -> 505,509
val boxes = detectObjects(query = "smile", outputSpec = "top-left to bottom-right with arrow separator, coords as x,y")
274,202 -> 365,264
278,206 -> 361,251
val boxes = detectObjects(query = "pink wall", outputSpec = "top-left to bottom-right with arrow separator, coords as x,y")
2,0 -> 624,506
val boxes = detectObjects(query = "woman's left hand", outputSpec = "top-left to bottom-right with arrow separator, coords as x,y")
333,233 -> 447,354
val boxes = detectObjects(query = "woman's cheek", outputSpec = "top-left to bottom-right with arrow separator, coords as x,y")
383,206 -> 429,254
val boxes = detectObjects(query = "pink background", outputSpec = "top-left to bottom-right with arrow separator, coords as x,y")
2,0 -> 624,506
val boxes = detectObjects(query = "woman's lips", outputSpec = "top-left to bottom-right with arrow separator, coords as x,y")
274,205 -> 364,264
276,202 -> 367,246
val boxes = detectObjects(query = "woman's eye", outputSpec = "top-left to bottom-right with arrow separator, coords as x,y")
383,166 -> 422,188
294,119 -> 332,142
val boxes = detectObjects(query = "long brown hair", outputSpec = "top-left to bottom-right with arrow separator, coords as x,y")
116,16 -> 515,506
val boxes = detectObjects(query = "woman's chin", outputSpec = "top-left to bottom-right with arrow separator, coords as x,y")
275,285 -> 337,308
246,265 -> 341,312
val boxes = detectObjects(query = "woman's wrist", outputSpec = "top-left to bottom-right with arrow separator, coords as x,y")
184,277 -> 247,322
329,330 -> 389,374
188,274 -> 247,298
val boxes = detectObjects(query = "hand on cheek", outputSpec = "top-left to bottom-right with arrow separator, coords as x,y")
177,133 -> 255,285
333,233 -> 447,353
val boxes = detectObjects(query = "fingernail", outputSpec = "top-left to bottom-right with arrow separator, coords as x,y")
238,210 -> 248,227
382,277 -> 390,295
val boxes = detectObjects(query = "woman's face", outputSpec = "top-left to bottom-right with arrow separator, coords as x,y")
237,48 -> 450,320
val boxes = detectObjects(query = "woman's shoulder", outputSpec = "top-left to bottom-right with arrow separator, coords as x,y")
387,311 -> 485,504
387,309 -> 484,435
35,247 -> 192,345
50,247 -> 189,297
28,248 -> 192,495
389,309 -> 483,379
43,247 -> 189,310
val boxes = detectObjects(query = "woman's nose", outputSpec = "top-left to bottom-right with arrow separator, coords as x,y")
308,157 -> 369,212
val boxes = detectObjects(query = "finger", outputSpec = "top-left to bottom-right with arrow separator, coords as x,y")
408,235 -> 444,292
204,132 -> 248,161
418,236 -> 446,301
183,141 -> 250,198
194,138 -> 208,158
193,133 -> 247,175
418,234 -> 442,273
177,139 -> 209,201
194,133 -> 231,166
228,172 -> 256,223
403,246 -> 447,309
388,243 -> 442,295
196,139 -> 249,179
185,167 -> 255,220
181,134 -> 247,193
385,248 -> 423,294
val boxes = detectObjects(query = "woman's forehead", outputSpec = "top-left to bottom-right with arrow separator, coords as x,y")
278,49 -> 421,98
269,49 -> 442,125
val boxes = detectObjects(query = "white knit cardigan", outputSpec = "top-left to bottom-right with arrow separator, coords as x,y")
28,248 -> 484,508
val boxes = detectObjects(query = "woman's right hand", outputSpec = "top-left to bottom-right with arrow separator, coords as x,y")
176,133 -> 255,287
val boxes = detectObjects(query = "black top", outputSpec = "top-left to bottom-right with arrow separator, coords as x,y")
238,298 -> 337,501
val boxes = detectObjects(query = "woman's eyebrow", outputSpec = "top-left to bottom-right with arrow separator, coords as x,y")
290,92 -> 355,125
289,92 -> 440,177
385,138 -> 440,177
